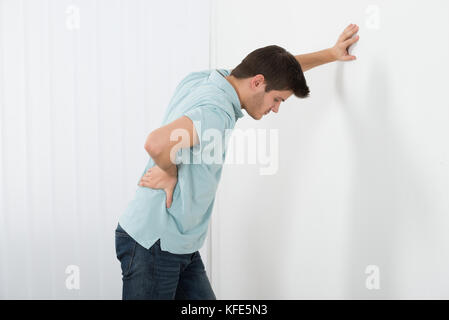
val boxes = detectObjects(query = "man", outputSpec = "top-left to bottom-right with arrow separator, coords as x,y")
115,24 -> 360,300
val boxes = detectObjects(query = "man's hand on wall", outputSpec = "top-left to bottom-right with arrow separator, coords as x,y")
331,23 -> 360,61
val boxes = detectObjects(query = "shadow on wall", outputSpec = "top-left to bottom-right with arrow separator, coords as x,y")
336,57 -> 434,299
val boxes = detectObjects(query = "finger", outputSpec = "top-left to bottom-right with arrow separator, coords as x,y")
140,177 -> 152,186
342,28 -> 358,41
339,24 -> 354,40
143,173 -> 154,180
166,193 -> 172,208
343,35 -> 360,48
340,25 -> 359,42
347,25 -> 359,37
165,188 -> 173,208
343,23 -> 354,33
342,54 -> 357,61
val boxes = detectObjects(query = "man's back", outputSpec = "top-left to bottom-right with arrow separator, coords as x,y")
118,69 -> 244,254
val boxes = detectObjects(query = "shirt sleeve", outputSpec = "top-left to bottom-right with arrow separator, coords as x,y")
183,105 -> 233,164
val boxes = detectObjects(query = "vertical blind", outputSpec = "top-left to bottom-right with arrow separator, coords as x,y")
0,0 -> 211,299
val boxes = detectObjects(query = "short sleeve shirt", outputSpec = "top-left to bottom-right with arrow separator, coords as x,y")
118,69 -> 244,254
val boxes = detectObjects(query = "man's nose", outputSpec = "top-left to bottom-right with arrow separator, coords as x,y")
272,105 -> 279,113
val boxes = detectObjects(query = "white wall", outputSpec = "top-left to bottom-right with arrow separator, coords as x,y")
211,0 -> 449,299
0,0 -> 211,299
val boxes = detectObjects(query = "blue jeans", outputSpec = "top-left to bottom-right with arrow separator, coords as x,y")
115,223 -> 216,300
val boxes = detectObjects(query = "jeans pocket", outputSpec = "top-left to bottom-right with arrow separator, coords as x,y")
115,223 -> 131,237
115,230 -> 137,278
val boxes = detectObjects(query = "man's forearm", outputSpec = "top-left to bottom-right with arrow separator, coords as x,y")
146,148 -> 178,176
295,48 -> 337,72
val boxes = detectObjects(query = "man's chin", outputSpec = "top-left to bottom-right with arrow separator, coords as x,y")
250,113 -> 263,120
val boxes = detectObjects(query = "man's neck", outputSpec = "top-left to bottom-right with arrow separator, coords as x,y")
224,75 -> 244,109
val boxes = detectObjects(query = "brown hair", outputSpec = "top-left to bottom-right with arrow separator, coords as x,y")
230,45 -> 310,98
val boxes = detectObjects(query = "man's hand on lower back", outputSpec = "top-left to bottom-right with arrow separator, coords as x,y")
138,164 -> 178,208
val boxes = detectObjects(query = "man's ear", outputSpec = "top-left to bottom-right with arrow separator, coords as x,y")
251,74 -> 265,89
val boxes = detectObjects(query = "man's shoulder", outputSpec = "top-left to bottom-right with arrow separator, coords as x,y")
173,70 -> 238,124
191,95 -> 236,125
179,69 -> 212,87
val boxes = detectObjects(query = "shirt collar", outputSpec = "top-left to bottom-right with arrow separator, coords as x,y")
210,69 -> 244,120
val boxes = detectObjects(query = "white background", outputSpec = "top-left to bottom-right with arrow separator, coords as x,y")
1,0 -> 449,299
212,0 -> 449,299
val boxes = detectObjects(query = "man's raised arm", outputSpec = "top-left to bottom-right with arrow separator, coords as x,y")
295,23 -> 360,72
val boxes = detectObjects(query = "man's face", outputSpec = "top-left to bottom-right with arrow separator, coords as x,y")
246,86 -> 293,120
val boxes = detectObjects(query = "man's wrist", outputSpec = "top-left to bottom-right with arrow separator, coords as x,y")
164,164 -> 178,177
326,47 -> 338,62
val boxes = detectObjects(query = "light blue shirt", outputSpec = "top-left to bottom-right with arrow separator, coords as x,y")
118,69 -> 244,254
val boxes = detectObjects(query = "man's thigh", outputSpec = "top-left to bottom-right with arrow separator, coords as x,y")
115,224 -> 189,300
175,251 -> 216,300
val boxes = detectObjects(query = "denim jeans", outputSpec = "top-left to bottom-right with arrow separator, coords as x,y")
115,223 -> 216,300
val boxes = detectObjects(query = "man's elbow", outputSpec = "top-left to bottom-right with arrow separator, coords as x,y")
145,144 -> 161,159
144,133 -> 163,158
144,138 -> 176,171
